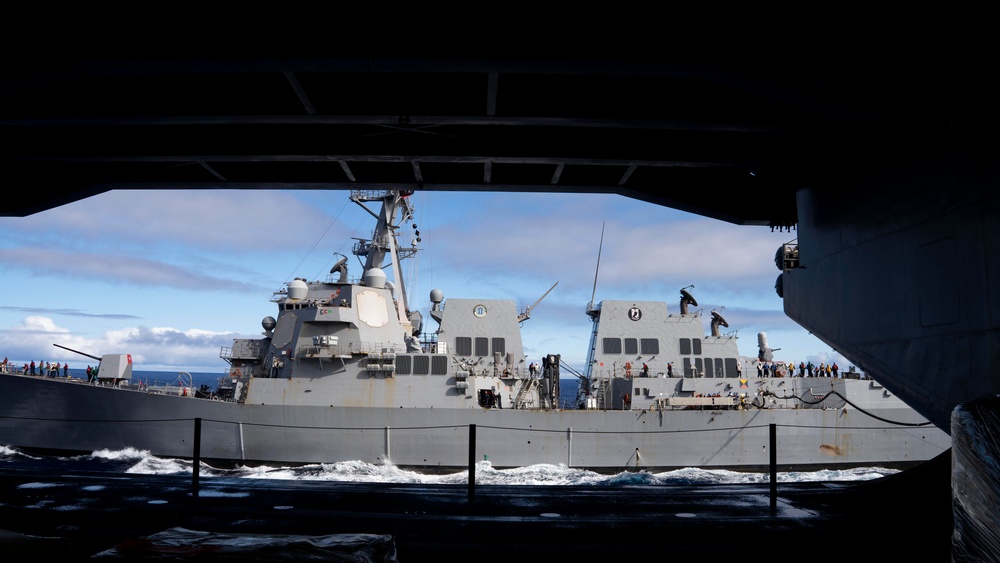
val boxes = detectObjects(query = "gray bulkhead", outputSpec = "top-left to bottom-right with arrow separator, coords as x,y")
584,299 -> 747,410
588,300 -> 742,378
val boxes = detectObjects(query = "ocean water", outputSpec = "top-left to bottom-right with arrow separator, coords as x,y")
0,370 -> 903,485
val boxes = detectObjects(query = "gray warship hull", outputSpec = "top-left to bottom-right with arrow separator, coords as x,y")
0,371 -> 948,472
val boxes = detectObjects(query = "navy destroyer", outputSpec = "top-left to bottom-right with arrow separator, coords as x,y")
0,189 -> 950,471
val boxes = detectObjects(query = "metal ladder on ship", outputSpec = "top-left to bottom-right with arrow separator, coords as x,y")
596,378 -> 610,410
512,377 -> 535,408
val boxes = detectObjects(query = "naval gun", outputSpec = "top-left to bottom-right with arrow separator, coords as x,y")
756,333 -> 781,363
53,343 -> 133,381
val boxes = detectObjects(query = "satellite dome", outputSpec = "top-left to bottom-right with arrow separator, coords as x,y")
365,267 -> 386,289
430,288 -> 444,304
262,316 -> 276,331
288,279 -> 308,300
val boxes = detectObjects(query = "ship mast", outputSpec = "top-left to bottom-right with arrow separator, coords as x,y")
586,221 -> 605,320
350,189 -> 417,332
581,223 -> 606,385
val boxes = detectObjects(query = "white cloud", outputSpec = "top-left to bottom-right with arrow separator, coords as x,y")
0,316 -> 247,372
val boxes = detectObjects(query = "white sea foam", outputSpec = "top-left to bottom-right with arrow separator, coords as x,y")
90,447 -> 151,462
0,443 -> 899,484
107,451 -> 898,484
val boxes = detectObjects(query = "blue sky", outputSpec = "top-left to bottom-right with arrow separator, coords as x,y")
0,189 -> 849,375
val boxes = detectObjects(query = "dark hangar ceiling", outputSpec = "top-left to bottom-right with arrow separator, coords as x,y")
2,47 -> 994,227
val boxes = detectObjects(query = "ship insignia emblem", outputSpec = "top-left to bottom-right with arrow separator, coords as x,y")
628,306 -> 641,321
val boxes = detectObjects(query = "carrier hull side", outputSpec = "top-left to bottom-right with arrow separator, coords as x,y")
0,373 -> 950,473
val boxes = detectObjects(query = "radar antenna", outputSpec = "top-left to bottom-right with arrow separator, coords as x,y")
679,286 -> 697,315
329,253 -> 349,283
710,310 -> 729,337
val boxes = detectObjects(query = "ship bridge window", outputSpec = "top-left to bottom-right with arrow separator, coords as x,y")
413,355 -> 430,375
624,338 -> 638,355
705,358 -> 724,377
455,336 -> 506,358
602,338 -> 623,354
724,357 -> 738,377
432,356 -> 448,375
640,338 -> 659,355
678,338 -> 702,355
395,355 -> 412,375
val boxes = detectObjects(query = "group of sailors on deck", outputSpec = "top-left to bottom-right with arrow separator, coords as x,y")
753,360 -> 869,379
2,358 -> 71,377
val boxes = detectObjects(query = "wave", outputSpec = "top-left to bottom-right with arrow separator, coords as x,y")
0,445 -> 900,485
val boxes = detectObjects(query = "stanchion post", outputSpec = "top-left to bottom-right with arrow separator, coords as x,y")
193,417 -> 202,496
769,422 -> 777,511
468,424 -> 476,500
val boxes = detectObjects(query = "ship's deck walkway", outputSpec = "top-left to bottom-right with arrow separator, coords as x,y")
0,451 -> 953,562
